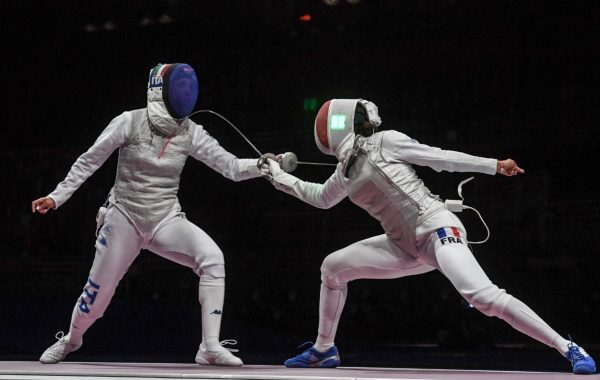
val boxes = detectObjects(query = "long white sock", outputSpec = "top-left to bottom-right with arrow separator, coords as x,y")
198,275 -> 225,351
314,284 -> 347,352
66,299 -> 96,345
502,297 -> 570,356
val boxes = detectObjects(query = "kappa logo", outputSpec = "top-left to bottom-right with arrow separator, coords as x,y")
210,309 -> 222,315
436,227 -> 464,245
98,224 -> 111,247
98,235 -> 108,247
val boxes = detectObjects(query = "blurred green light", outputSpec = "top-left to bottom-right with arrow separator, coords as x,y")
303,97 -> 317,112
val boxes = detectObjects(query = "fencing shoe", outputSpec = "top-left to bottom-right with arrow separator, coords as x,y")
39,332 -> 82,364
284,343 -> 340,368
195,339 -> 243,366
566,338 -> 596,374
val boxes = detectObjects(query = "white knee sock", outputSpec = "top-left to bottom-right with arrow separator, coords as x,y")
502,297 -> 570,356
66,302 -> 94,345
198,275 -> 225,351
314,284 -> 347,352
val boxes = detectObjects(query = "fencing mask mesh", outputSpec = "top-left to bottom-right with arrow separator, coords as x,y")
148,63 -> 198,119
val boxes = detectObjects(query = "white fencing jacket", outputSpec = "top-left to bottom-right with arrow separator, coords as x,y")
272,130 -> 497,257
49,108 -> 261,232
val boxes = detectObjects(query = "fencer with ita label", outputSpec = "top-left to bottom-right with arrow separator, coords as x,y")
34,62 -> 266,366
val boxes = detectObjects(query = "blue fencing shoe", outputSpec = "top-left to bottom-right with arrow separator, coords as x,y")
284,343 -> 340,368
566,337 -> 596,374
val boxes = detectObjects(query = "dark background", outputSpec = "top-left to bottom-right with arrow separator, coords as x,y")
2,0 -> 599,373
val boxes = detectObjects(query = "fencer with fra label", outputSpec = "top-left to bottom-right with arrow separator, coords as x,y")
31,63 -> 263,366
262,99 -> 596,374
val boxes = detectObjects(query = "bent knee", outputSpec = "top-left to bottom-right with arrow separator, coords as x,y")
320,255 -> 350,289
463,285 -> 512,317
198,263 -> 225,280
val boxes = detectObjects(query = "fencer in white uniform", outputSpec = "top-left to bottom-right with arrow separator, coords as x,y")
264,99 -> 595,374
31,63 -> 262,366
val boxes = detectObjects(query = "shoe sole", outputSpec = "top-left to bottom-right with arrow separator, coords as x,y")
285,358 -> 340,368
196,354 -> 243,366
39,359 -> 60,364
197,361 -> 243,366
574,364 -> 596,374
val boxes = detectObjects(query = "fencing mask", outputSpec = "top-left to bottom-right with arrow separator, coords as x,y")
148,63 -> 198,119
314,99 -> 382,156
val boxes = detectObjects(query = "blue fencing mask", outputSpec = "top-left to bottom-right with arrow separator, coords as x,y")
148,63 -> 198,119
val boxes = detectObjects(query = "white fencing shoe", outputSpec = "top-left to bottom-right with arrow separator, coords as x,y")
39,332 -> 82,364
195,339 -> 243,366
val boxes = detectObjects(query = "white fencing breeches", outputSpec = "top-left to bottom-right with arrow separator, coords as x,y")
315,234 -> 434,351
66,204 -> 227,346
316,210 -> 569,355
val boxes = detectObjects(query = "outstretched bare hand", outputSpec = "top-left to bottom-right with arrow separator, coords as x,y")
497,159 -> 525,177
31,197 -> 56,214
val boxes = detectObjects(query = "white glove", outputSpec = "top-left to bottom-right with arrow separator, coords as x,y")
258,153 -> 276,176
267,157 -> 280,173
267,158 -> 299,194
